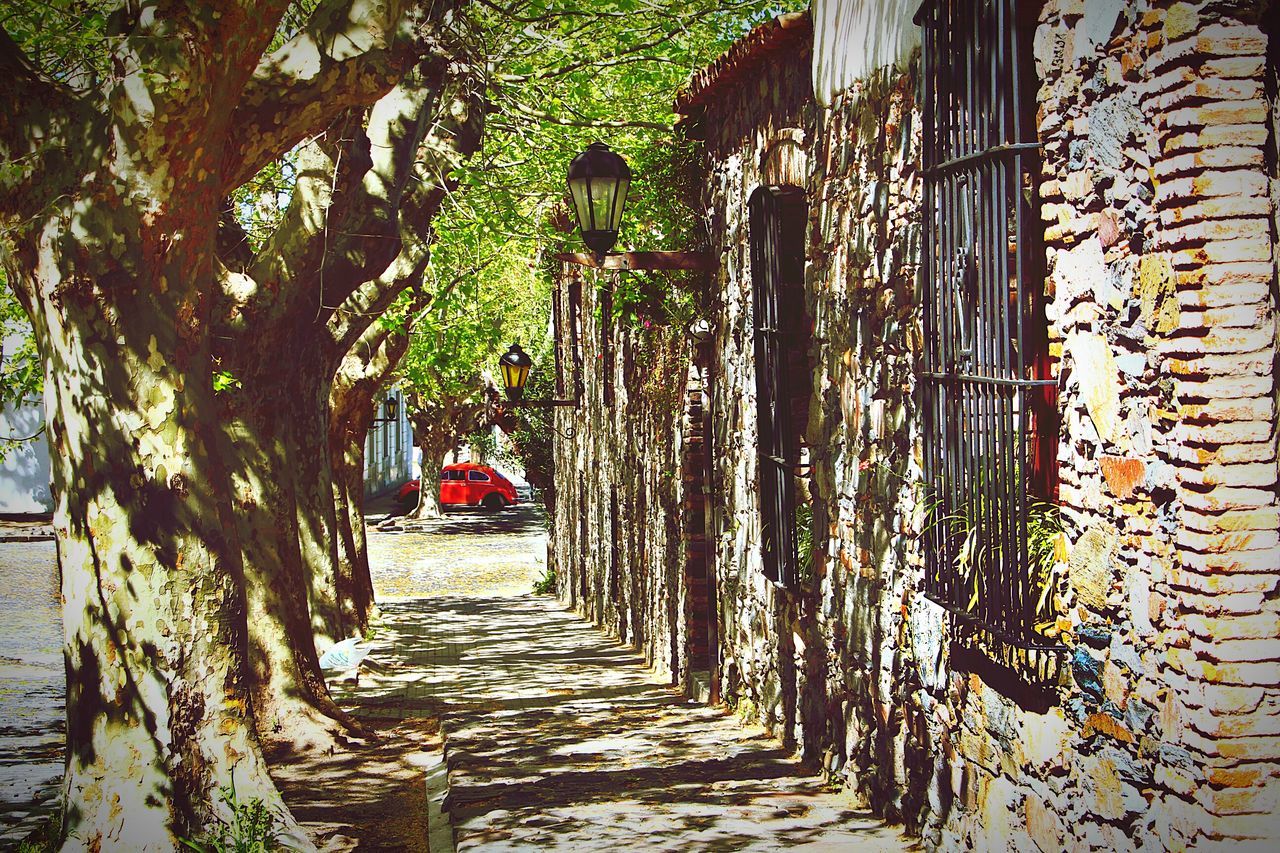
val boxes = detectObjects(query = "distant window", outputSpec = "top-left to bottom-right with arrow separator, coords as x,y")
468,470 -> 491,482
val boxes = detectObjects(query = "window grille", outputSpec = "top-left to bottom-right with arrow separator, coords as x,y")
749,187 -> 808,588
918,0 -> 1061,676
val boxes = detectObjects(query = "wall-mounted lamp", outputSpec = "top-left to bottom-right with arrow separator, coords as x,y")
498,344 -> 576,408
567,142 -> 631,262
372,394 -> 400,424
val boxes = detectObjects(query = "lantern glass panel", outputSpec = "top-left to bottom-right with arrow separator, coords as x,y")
609,176 -> 630,231
501,362 -> 530,393
568,178 -> 594,231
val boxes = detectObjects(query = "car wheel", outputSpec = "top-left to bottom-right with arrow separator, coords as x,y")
481,493 -> 505,511
399,493 -> 419,512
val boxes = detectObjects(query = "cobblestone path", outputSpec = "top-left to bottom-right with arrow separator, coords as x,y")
345,593 -> 908,851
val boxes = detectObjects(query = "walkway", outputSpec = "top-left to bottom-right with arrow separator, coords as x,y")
341,592 -> 908,851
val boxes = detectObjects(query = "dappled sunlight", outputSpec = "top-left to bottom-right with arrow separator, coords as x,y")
336,594 -> 909,850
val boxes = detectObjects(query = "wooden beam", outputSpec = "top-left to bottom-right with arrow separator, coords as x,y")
555,251 -> 716,271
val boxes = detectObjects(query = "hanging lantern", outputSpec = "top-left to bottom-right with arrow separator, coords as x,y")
384,395 -> 399,422
498,343 -> 533,401
567,142 -> 631,258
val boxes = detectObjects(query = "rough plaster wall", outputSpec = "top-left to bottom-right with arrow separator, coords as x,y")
710,3 -> 1279,846
804,2 -> 1280,850
697,43 -> 819,748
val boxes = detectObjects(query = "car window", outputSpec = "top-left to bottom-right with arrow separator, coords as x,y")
439,472 -> 449,481
444,470 -> 465,480
468,470 -> 491,482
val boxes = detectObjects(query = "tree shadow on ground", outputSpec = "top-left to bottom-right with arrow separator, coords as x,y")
348,596 -> 909,852
269,718 -> 442,852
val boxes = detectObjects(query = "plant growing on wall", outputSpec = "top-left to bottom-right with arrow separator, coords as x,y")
923,487 -> 1066,638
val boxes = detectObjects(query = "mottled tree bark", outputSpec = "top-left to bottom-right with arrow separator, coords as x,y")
329,321 -> 414,628
0,2 -> 464,843
409,394 -> 489,519
209,25 -> 483,756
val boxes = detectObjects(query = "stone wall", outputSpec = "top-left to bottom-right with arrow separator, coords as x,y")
551,4 -> 1280,850
550,264 -> 694,685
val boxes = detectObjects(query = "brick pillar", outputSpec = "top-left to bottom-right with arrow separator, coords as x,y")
1150,8 -> 1280,846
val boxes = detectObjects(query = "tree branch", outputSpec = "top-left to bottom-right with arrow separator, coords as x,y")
505,98 -> 670,131
222,0 -> 432,191
0,26 -> 86,219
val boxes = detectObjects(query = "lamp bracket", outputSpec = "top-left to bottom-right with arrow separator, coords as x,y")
511,399 -> 578,408
555,251 -> 715,272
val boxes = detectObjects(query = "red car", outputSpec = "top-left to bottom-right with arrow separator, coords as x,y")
397,463 -> 519,511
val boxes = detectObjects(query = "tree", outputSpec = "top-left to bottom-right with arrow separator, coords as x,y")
395,271 -> 518,518
0,1 -> 476,844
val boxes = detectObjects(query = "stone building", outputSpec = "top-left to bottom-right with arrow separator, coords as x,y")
550,1 -> 1279,849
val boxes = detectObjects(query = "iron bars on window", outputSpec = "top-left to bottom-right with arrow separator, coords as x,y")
750,186 -> 808,589
918,0 -> 1062,679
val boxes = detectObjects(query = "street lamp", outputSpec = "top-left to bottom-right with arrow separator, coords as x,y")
372,394 -> 400,424
498,344 -> 576,408
567,142 -> 631,261
499,344 -> 533,401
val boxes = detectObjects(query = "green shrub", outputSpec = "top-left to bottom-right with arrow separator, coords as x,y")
180,780 -> 280,853
533,566 -> 557,595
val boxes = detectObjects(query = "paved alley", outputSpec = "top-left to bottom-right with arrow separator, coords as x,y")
343,522 -> 908,851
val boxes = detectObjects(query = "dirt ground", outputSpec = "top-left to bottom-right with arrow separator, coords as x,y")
272,718 -> 443,852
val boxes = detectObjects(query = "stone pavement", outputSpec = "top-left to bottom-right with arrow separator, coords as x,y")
339,593 -> 909,851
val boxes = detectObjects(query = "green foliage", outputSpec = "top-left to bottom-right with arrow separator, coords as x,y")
0,268 -> 45,460
0,272 -> 40,405
923,487 -> 1065,636
15,815 -> 58,852
426,0 -> 802,332
532,565 -> 557,595
212,370 -> 243,395
179,780 -> 280,853
503,349 -> 557,499
795,500 -> 814,581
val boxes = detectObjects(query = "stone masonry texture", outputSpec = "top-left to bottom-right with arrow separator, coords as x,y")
551,4 -> 1279,851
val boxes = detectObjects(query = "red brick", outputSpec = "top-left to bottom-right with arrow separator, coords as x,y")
1184,613 -> 1280,643
1177,528 -> 1280,555
1179,548 -> 1280,574
1158,78 -> 1265,110
1180,394 -> 1276,422
1180,506 -> 1280,534
1173,237 -> 1273,267
1155,146 -> 1265,179
1162,217 -> 1270,247
1180,304 -> 1272,330
1164,101 -> 1270,131
1175,373 -> 1273,399
1158,172 -> 1268,207
1168,349 -> 1273,378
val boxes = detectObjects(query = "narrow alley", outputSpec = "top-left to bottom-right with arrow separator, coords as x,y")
341,504 -> 907,851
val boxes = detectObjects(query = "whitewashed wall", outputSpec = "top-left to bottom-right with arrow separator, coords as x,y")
363,388 -> 415,498
811,0 -> 919,106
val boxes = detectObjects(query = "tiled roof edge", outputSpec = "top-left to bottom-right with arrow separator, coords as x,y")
673,11 -> 813,115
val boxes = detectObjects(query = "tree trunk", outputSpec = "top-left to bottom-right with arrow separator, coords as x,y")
332,407 -> 376,629
15,261 -> 299,849
290,369 -> 348,643
219,367 -> 367,754
413,441 -> 448,519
